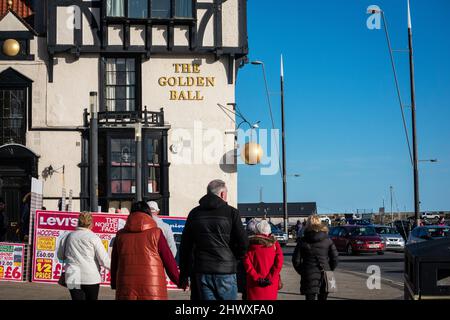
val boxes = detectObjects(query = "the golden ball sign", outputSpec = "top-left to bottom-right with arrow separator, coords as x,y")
241,142 -> 264,165
3,39 -> 21,57
158,63 -> 216,101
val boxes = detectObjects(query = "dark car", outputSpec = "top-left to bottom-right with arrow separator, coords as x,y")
329,225 -> 386,255
269,222 -> 288,246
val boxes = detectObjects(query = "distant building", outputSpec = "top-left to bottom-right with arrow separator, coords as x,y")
238,202 -> 317,219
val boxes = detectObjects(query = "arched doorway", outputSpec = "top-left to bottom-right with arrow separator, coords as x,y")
0,143 -> 39,241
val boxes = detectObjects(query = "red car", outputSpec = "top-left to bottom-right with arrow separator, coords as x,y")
329,225 -> 386,255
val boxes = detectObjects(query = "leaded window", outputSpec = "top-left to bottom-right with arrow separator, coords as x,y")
104,58 -> 136,112
107,0 -> 193,19
110,138 -> 136,194
0,88 -> 26,145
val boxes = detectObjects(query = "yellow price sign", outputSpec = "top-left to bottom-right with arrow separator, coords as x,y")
37,236 -> 56,251
35,258 -> 52,280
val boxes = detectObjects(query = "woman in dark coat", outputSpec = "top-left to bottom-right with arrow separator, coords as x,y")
292,215 -> 339,300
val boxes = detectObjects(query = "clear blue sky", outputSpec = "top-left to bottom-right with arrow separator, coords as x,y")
236,0 -> 450,213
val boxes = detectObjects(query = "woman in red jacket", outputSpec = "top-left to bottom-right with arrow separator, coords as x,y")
243,219 -> 284,300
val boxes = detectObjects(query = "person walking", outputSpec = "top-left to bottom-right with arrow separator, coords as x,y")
243,219 -> 283,300
57,212 -> 111,300
147,201 -> 177,257
438,216 -> 446,226
110,201 -> 180,300
179,179 -> 248,300
292,215 -> 339,301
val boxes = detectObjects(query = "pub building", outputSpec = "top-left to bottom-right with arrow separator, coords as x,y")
0,0 -> 249,236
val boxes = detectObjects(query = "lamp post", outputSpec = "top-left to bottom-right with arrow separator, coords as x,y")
89,92 -> 98,212
371,1 -> 422,228
135,122 -> 142,202
251,56 -> 289,233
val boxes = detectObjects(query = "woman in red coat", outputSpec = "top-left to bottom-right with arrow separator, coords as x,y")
243,219 -> 284,300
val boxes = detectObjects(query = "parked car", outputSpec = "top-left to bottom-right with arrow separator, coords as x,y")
347,219 -> 372,226
319,216 -> 331,226
242,220 -> 288,246
421,212 -> 441,220
393,220 -> 412,240
329,225 -> 386,255
269,222 -> 288,246
407,225 -> 450,245
372,225 -> 405,251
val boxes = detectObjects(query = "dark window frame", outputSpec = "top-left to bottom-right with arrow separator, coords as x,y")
105,0 -> 196,21
0,68 -> 32,146
100,128 -> 169,214
100,55 -> 142,112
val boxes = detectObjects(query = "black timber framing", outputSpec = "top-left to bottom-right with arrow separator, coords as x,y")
46,0 -> 249,83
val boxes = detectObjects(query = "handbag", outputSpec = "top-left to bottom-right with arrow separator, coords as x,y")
57,233 -> 72,287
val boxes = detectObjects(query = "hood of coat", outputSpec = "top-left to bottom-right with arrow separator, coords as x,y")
249,234 -> 277,247
302,229 -> 329,243
198,193 -> 227,210
124,212 -> 157,233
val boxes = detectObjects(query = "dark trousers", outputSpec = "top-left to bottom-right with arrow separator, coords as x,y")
305,293 -> 328,300
305,277 -> 328,301
69,284 -> 100,301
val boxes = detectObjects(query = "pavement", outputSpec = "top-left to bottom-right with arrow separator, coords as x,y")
0,243 -> 404,300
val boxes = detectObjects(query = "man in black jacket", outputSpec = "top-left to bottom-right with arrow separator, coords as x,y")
179,179 -> 248,300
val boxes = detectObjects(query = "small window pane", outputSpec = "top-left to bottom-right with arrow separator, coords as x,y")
175,0 -> 192,18
107,0 -> 125,17
152,0 -> 170,18
128,0 -> 148,18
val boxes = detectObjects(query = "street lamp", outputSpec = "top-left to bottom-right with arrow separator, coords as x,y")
419,159 -> 438,163
369,1 -> 422,227
251,57 -> 289,234
89,91 -> 98,212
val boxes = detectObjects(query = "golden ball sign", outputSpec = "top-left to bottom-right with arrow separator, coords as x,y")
3,39 -> 21,57
241,142 -> 263,165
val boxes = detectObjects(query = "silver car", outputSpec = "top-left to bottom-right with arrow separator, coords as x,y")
407,225 -> 450,245
373,225 -> 405,251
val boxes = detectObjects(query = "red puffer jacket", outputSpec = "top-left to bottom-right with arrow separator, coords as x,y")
243,234 -> 284,300
110,212 -> 179,300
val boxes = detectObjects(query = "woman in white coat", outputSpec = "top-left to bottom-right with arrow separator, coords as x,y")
57,212 -> 111,300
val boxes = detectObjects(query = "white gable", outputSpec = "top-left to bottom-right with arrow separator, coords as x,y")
0,11 -> 30,32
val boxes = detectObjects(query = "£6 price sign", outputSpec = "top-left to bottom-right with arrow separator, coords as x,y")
32,210 -> 128,285
0,243 -> 25,282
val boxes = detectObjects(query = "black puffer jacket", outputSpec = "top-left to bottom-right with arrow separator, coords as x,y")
292,229 -> 339,295
179,193 -> 248,280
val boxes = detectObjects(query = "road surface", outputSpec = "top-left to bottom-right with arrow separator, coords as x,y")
282,243 -> 404,285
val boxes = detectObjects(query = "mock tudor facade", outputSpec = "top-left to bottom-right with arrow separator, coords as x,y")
0,0 -> 248,226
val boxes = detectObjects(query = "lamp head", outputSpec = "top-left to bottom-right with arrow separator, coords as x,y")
252,121 -> 261,129
251,61 -> 263,65
367,5 -> 382,14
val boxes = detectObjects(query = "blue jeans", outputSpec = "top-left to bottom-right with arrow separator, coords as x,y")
195,274 -> 238,300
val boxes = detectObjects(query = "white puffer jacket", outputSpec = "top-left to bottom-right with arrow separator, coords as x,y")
57,227 -> 111,285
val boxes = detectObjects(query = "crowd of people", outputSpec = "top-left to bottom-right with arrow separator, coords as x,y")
55,179 -> 340,301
